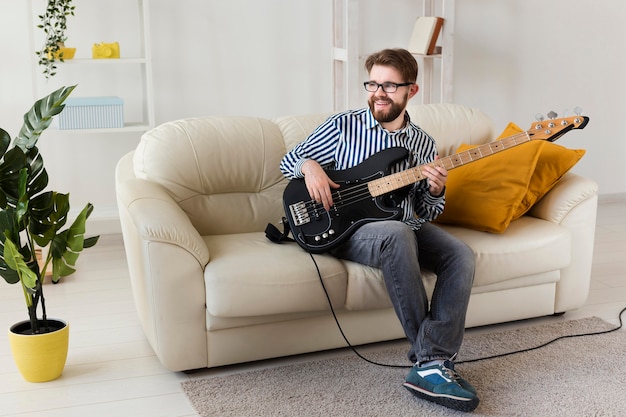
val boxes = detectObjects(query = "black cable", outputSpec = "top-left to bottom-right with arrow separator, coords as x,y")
456,305 -> 626,364
310,252 -> 411,369
311,252 -> 626,369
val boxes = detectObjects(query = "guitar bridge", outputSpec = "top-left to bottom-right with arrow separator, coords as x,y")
289,201 -> 310,226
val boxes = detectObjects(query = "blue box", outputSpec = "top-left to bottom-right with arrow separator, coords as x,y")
57,96 -> 124,129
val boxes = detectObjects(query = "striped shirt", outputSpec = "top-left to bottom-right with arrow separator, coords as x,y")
279,107 -> 445,229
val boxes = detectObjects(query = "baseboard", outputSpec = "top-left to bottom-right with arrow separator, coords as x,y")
598,192 -> 626,203
85,208 -> 121,236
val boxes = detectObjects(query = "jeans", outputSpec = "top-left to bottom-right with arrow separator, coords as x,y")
330,220 -> 475,364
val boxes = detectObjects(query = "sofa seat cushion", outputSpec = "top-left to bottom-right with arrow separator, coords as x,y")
344,217 -> 570,310
442,216 -> 571,286
203,233 -> 347,317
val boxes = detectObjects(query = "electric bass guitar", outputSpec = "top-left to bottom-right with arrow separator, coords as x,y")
283,113 -> 589,253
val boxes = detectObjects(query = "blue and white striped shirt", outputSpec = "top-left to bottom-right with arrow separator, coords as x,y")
280,108 -> 445,229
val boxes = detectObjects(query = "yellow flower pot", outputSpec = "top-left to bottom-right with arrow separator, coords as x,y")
8,319 -> 69,383
46,47 -> 76,60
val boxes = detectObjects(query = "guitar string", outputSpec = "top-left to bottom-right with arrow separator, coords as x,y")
297,131 -> 535,216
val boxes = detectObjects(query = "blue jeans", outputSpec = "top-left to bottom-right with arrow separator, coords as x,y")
330,220 -> 475,364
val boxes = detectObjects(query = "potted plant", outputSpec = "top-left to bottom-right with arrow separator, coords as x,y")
35,0 -> 76,79
0,85 -> 99,382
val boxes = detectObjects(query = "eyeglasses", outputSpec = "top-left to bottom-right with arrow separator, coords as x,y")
363,81 -> 413,93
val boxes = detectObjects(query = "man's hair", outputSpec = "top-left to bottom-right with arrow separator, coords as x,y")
364,48 -> 418,83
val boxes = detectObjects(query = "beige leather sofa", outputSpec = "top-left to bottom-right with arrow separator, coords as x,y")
115,104 -> 598,372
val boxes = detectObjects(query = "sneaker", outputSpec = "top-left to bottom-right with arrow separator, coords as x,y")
403,360 -> 479,412
446,360 -> 477,396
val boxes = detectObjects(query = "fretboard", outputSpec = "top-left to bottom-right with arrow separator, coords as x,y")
368,131 -> 532,197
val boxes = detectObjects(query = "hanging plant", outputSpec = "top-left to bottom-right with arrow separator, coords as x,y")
35,0 -> 76,79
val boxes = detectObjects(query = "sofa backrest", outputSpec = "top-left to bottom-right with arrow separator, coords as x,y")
405,103 -> 495,156
133,116 -> 288,235
133,104 -> 494,235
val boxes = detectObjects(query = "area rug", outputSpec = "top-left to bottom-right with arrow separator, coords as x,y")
181,317 -> 626,416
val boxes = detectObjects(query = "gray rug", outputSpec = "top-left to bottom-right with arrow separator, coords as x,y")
181,317 -> 626,416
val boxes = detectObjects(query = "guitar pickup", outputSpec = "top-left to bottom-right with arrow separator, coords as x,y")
289,201 -> 310,226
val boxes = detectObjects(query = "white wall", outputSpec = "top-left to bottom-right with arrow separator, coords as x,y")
454,0 -> 626,196
1,0 -> 624,234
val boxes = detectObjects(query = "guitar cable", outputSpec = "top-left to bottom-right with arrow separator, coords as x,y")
308,251 -> 626,368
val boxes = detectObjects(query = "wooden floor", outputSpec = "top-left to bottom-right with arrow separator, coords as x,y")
1,194 -> 625,417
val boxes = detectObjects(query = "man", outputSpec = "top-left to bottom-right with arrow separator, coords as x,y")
279,48 -> 478,412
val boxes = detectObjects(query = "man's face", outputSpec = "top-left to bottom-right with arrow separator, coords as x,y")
367,65 -> 413,125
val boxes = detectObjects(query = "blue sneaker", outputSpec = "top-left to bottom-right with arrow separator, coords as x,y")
403,360 -> 479,412
445,360 -> 477,396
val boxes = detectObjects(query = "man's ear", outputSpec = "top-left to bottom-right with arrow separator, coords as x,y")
408,83 -> 419,99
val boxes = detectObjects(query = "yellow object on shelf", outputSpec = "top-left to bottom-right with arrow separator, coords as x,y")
92,42 -> 120,59
47,47 -> 76,60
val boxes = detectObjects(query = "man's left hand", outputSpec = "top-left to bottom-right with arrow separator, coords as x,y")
423,156 -> 447,197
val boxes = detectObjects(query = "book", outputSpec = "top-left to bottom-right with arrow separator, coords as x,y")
408,16 -> 444,55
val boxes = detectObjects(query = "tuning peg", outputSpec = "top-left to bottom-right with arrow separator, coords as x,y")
535,113 -> 544,122
574,106 -> 583,116
547,111 -> 558,119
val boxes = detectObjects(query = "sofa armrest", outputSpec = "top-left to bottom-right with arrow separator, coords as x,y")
116,155 -> 210,370
527,172 -> 599,312
117,177 -> 210,266
527,172 -> 598,225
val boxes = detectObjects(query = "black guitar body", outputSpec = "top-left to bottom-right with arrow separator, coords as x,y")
282,147 -> 411,253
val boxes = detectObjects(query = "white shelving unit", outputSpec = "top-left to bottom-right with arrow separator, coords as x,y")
331,0 -> 454,111
27,0 -> 155,132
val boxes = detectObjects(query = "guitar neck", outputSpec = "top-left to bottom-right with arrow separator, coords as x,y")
368,131 -> 532,197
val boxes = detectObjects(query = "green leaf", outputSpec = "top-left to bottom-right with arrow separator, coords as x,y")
16,168 -> 29,223
30,191 -> 68,248
14,85 -> 76,151
48,202 -> 99,282
0,127 -> 10,157
2,238 -> 38,290
0,211 -> 21,285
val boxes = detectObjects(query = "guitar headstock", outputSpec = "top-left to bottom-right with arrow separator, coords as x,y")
528,110 -> 589,142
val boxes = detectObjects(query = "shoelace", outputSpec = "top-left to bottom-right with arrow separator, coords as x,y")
436,362 -> 461,383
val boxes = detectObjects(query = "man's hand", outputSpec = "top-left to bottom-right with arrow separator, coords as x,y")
301,160 -> 340,211
422,156 -> 448,197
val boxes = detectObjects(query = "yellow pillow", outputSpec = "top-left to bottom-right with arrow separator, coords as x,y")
434,139 -> 541,233
434,122 -> 585,233
501,122 -> 586,218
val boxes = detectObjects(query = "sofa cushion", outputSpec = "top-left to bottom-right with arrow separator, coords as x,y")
501,122 -> 586,218
434,122 -> 585,233
343,216 -> 570,310
133,116 -> 288,235
434,141 -> 542,233
203,233 -> 347,317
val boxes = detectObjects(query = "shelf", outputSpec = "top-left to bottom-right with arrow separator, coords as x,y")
52,123 -> 152,134
28,0 -> 155,132
332,0 -> 454,109
61,58 -> 149,65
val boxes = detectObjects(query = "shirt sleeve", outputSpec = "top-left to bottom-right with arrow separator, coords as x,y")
279,116 -> 342,179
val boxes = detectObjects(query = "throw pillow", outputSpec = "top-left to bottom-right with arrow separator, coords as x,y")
501,122 -> 586,218
434,122 -> 585,233
433,138 -> 541,233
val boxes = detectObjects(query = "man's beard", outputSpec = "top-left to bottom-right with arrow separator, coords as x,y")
368,93 -> 408,124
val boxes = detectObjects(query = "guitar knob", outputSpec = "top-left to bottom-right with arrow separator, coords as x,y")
322,233 -> 329,239
328,229 -> 335,236
314,235 -> 321,242
535,113 -> 544,122
547,111 -> 558,119
574,106 -> 583,116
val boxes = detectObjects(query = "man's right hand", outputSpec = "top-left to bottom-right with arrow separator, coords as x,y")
301,160 -> 340,211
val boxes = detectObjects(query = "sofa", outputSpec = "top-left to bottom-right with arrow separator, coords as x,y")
115,103 -> 598,372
